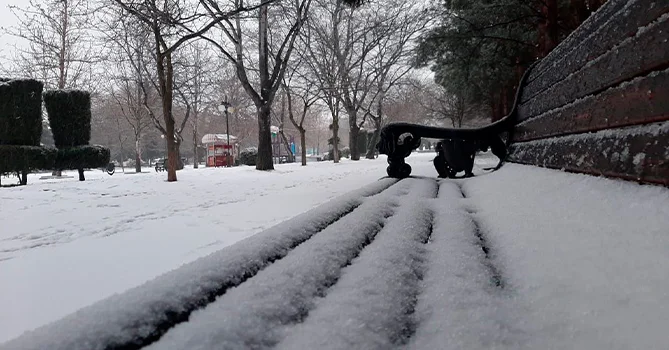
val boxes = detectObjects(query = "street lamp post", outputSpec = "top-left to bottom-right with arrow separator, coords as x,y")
218,97 -> 234,167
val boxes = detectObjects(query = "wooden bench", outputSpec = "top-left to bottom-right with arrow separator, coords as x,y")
3,1 -> 668,350
378,0 -> 669,186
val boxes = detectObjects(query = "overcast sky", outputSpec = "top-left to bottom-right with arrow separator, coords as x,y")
0,0 -> 26,66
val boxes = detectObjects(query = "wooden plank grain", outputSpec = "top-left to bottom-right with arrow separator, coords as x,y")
514,68 -> 669,142
507,121 -> 669,186
526,0 -> 631,84
522,0 -> 669,104
517,14 -> 669,121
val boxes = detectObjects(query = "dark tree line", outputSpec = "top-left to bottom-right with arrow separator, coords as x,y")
416,0 -> 606,121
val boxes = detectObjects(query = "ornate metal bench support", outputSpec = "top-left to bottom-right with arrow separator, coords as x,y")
377,123 -> 510,179
376,61 -> 538,179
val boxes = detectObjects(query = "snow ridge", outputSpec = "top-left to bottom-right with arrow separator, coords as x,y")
274,178 -> 438,350
407,181 -> 527,350
146,180 -> 415,350
0,178 -> 397,350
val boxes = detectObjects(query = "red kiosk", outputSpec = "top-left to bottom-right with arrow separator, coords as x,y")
202,134 -> 238,167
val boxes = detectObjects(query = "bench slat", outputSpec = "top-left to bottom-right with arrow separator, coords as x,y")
508,121 -> 669,186
525,0 -> 631,84
514,68 -> 669,142
522,0 -> 668,105
518,13 -> 669,121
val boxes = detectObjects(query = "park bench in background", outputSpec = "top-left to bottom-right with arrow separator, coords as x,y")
2,1 -> 668,349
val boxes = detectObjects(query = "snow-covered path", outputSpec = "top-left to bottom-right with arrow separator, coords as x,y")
2,152 -> 668,349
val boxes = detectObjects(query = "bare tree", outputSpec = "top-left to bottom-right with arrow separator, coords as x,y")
361,1 -> 428,158
197,0 -> 312,170
282,66 -> 320,166
271,93 -> 296,163
174,41 -> 219,168
109,0 -> 261,181
300,12 -> 343,163
304,0 -> 428,160
414,79 -> 481,128
105,25 -> 155,173
4,0 -> 99,90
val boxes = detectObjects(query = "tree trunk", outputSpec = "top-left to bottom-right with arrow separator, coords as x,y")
20,169 -> 28,185
193,127 -> 199,169
348,108 -> 360,161
51,0 -> 68,179
278,130 -> 294,162
135,138 -> 142,173
256,105 -> 274,170
165,134 -> 177,180
332,118 -> 340,163
366,127 -> 380,159
77,168 -> 85,181
175,137 -> 182,168
157,49 -> 177,181
366,95 -> 383,159
255,4 -> 274,171
538,0 -> 559,57
300,128 -> 307,166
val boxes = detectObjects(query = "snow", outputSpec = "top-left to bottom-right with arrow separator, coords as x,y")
635,11 -> 669,37
274,178 -> 437,350
0,158 -> 400,345
145,179 -> 417,350
457,164 -> 669,349
407,180 -> 527,350
2,151 -> 669,349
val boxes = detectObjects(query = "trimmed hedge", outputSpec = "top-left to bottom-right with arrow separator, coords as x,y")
0,78 -> 44,146
55,145 -> 110,171
239,148 -> 257,166
0,145 -> 57,174
43,90 -> 91,148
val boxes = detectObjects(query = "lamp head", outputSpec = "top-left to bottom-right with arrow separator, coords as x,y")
219,97 -> 234,113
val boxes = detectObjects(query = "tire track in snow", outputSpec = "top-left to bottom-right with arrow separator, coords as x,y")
143,180 -> 413,350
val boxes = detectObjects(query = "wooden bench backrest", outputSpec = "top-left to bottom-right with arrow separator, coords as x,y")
508,0 -> 669,186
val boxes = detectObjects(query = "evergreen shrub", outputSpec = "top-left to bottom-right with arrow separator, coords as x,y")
239,148 -> 257,166
0,78 -> 44,146
0,145 -> 56,174
43,90 -> 91,148
55,145 -> 110,171
341,147 -> 351,158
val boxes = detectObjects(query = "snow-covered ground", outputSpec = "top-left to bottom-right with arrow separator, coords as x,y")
2,152 -> 669,349
0,156 -> 410,343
